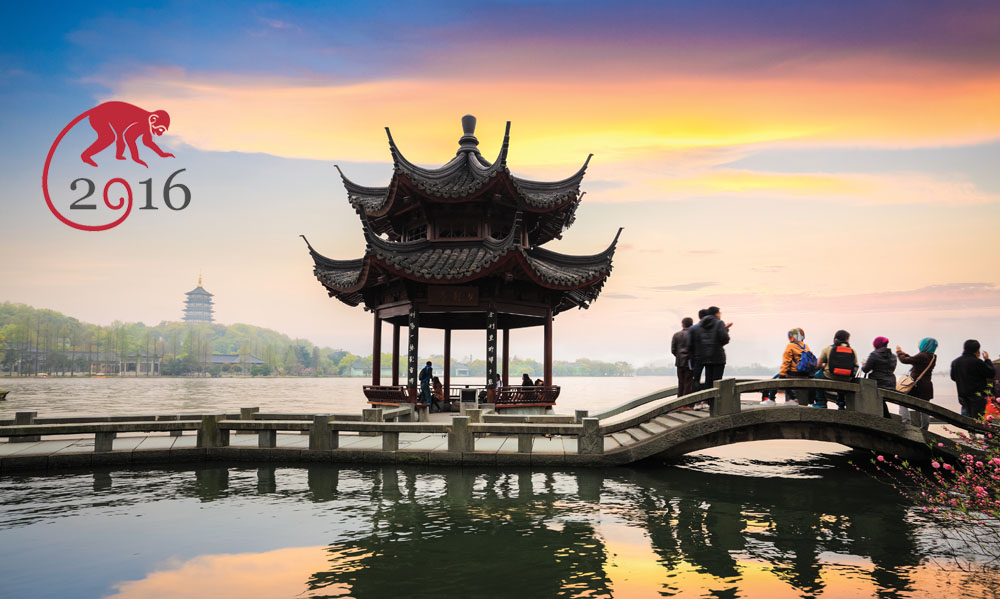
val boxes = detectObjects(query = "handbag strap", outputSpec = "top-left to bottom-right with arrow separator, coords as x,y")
914,354 -> 936,383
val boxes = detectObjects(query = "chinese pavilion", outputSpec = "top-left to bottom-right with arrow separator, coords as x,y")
303,115 -> 620,407
182,275 -> 215,323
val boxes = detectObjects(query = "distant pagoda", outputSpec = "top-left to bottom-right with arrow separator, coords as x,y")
303,115 -> 620,407
182,275 -> 215,323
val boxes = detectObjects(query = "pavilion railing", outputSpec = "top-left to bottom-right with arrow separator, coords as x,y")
363,385 -> 417,405
494,385 -> 560,406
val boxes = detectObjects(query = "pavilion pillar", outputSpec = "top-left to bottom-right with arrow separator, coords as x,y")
392,324 -> 400,386
444,328 -> 452,404
407,308 -> 419,401
501,328 -> 510,386
372,313 -> 382,385
486,307 -> 498,399
544,308 -> 553,385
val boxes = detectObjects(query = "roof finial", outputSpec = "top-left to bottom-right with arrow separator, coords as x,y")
198,272 -> 202,286
458,114 -> 479,152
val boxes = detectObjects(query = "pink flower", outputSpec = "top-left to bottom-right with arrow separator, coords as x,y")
877,455 -> 885,462
944,463 -> 953,470
932,461 -> 941,469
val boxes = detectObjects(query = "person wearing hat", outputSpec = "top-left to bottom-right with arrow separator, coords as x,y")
862,336 -> 897,417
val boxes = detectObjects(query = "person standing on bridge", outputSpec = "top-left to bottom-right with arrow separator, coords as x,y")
762,328 -> 812,405
862,336 -> 897,417
950,339 -> 995,420
896,338 -> 937,428
689,306 -> 731,391
812,330 -> 857,409
687,309 -> 709,390
671,317 -> 695,396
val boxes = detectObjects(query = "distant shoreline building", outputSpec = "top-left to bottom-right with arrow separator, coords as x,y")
183,275 -> 215,323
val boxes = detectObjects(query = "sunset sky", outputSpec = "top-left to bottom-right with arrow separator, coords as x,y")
2,1 -> 999,366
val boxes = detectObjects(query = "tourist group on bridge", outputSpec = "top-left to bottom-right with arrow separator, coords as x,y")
671,308 -> 997,422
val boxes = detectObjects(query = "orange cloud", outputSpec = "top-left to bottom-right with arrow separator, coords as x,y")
105,66 -> 1000,168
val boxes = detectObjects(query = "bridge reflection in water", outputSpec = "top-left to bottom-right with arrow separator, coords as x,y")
6,461 -> 979,598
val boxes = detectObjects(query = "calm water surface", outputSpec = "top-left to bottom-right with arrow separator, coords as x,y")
0,377 -> 988,598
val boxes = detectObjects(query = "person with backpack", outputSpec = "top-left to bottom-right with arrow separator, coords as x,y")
812,330 -> 857,409
762,328 -> 814,405
896,338 -> 937,428
861,336 -> 897,417
950,339 -> 995,420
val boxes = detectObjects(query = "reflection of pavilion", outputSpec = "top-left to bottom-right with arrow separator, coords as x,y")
94,464 -> 928,598
283,464 -> 919,598
304,116 -> 620,407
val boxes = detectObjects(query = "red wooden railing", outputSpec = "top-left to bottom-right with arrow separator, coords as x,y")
494,385 -> 560,407
363,385 -> 418,405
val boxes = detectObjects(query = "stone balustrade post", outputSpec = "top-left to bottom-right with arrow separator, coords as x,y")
517,433 -> 533,453
95,431 -> 116,453
197,414 -> 230,448
849,378 -> 882,416
309,415 -> 335,450
711,378 -> 740,417
382,431 -> 400,451
575,410 -> 589,424
578,418 -> 603,455
238,407 -> 259,435
448,416 -> 473,453
12,411 -> 40,443
362,408 -> 383,436
258,429 -> 277,448
465,408 -> 482,424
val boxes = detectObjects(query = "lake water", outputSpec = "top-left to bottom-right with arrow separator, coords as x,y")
0,376 -> 989,598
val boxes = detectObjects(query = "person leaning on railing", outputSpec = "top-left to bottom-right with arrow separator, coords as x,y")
812,330 -> 858,409
861,336 -> 897,417
896,338 -> 937,429
761,328 -> 811,406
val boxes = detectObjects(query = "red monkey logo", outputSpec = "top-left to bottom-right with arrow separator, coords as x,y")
42,101 -> 180,231
80,101 -> 174,167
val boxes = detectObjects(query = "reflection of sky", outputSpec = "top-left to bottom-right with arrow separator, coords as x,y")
2,2 -> 999,365
103,523 -> 945,599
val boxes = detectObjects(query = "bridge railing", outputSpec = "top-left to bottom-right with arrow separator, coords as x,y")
595,377 -> 989,438
0,379 -> 988,461
0,407 -> 606,457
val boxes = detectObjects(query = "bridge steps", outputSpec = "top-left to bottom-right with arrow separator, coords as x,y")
626,427 -> 652,442
638,421 -> 667,435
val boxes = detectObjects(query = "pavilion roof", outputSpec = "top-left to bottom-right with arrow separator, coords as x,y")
336,117 -> 590,244
302,215 -> 621,314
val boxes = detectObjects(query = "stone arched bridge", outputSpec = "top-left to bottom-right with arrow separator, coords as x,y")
0,378 -> 988,472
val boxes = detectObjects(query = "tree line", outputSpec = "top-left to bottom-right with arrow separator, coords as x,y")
0,303 -> 639,377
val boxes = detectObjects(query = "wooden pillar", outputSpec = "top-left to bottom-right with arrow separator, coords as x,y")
444,328 -> 452,404
407,308 -> 419,400
543,308 -> 553,385
372,313 -> 382,385
502,328 -> 510,386
392,324 -> 400,386
486,307 -> 498,392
